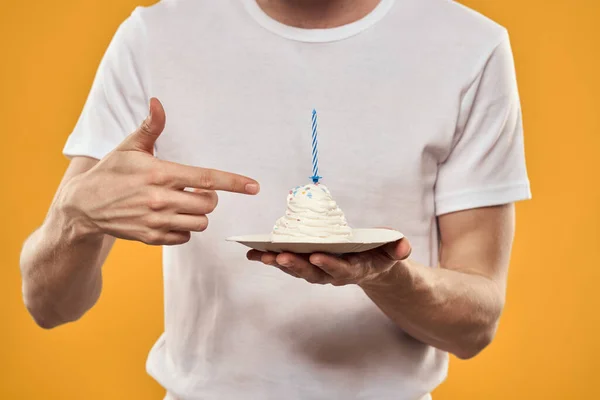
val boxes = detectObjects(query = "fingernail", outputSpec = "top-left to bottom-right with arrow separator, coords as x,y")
312,259 -> 323,267
279,261 -> 291,268
245,183 -> 260,194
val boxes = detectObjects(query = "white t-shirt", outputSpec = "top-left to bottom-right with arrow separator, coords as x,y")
63,0 -> 531,398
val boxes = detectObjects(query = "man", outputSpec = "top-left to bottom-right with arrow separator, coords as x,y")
19,0 -> 531,399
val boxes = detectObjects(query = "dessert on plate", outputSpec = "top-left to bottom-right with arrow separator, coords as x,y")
229,111 -> 401,252
271,183 -> 352,243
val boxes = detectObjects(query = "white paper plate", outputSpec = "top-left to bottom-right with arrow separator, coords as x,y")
227,228 -> 403,254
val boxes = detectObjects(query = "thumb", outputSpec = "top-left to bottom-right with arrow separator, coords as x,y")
118,97 -> 166,153
382,237 -> 412,261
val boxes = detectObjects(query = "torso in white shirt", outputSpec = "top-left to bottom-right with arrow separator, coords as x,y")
63,0 -> 530,398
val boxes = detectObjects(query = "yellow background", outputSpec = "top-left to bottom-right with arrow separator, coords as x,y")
1,0 -> 598,398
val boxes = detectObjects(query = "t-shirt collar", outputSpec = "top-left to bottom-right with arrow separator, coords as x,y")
241,0 -> 396,43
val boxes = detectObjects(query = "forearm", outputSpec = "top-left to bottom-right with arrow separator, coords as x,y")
20,206 -> 111,329
362,260 -> 505,359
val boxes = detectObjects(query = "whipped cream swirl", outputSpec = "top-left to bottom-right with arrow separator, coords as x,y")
271,183 -> 352,243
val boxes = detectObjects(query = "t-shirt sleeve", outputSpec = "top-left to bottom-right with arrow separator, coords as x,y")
63,9 -> 148,160
434,32 -> 531,216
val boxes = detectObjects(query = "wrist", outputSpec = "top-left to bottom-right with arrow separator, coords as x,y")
47,177 -> 103,244
360,260 -> 414,293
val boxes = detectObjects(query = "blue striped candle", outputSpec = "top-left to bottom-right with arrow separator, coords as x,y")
310,109 -> 322,183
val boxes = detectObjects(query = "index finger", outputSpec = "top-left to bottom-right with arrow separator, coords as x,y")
163,161 -> 260,194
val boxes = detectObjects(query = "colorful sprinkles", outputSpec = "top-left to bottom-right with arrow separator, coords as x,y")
287,183 -> 326,201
